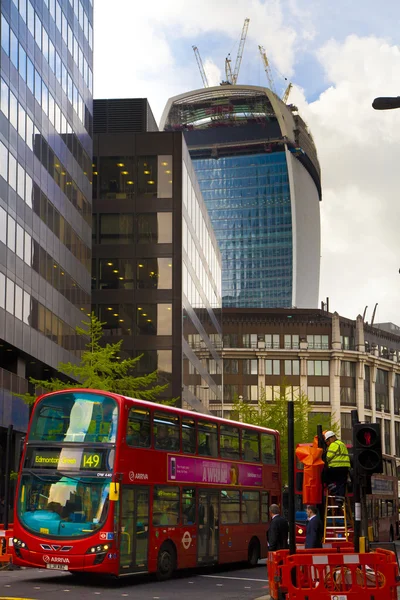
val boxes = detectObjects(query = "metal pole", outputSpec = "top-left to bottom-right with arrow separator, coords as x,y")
3,425 -> 13,531
351,410 -> 360,551
287,400 -> 295,554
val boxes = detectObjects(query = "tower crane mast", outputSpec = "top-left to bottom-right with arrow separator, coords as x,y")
192,46 -> 209,88
258,45 -> 276,94
232,17 -> 250,84
282,82 -> 293,103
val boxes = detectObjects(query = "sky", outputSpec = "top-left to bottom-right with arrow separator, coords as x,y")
94,0 -> 400,325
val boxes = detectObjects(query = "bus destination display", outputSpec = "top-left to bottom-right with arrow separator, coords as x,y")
25,448 -> 113,472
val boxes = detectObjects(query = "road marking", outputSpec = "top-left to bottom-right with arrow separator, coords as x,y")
201,575 -> 268,582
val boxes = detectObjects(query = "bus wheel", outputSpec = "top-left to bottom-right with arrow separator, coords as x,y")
389,527 -> 394,542
156,542 -> 176,581
247,538 -> 260,567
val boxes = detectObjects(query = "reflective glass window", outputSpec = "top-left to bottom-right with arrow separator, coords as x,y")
0,273 -> 5,309
8,153 -> 17,190
0,142 -> 8,180
0,207 -> 6,244
126,408 -> 150,448
99,259 -> 134,289
0,78 -> 8,117
1,15 -> 10,55
157,155 -> 173,198
241,429 -> 260,462
99,214 -> 134,245
6,278 -> 15,314
15,285 -> 23,320
182,418 -> 196,454
242,491 -> 260,524
98,304 -> 133,336
136,304 -> 172,336
220,425 -> 239,460
10,29 -> 18,68
153,486 -> 179,527
16,224 -> 24,259
198,421 -> 218,457
154,411 -> 179,451
98,157 -> 134,199
137,213 -> 172,244
261,433 -> 276,464
9,92 -> 18,130
27,58 -> 34,93
221,490 -> 240,524
137,258 -> 172,289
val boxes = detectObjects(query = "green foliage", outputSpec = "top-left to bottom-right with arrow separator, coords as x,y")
15,313 -> 175,406
232,383 -> 339,485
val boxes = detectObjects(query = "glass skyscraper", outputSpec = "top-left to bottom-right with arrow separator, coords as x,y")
161,85 -> 321,309
0,0 -> 93,447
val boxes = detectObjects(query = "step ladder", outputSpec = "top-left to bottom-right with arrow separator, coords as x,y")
323,490 -> 353,543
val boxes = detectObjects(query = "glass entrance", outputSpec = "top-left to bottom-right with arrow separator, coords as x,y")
197,489 -> 219,564
119,486 -> 149,573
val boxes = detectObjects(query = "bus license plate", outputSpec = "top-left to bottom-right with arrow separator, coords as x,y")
46,563 -> 69,571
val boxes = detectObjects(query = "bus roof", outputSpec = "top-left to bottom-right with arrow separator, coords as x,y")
33,388 -> 279,436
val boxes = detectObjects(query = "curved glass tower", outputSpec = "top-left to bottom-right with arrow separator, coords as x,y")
161,85 -> 321,308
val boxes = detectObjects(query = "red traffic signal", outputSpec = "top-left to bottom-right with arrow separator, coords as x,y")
353,423 -> 383,475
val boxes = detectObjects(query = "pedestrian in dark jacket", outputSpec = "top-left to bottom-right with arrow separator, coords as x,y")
305,505 -> 323,549
267,504 -> 289,551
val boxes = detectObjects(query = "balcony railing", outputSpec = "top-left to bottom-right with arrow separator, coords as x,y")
0,367 -> 29,395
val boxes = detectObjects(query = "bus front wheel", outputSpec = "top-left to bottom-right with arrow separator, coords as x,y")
247,538 -> 260,567
156,542 -> 176,581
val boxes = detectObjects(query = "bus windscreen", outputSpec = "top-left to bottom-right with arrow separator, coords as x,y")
28,392 -> 118,443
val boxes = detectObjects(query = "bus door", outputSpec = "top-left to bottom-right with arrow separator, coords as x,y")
197,489 -> 219,565
119,486 -> 149,574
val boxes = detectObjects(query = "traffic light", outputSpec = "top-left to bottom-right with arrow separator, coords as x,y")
353,423 -> 383,475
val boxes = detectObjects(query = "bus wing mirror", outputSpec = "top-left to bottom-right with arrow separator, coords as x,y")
109,482 -> 120,502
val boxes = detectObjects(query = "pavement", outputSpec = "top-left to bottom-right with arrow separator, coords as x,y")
0,561 -> 270,600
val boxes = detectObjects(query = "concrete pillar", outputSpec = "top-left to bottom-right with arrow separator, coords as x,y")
299,356 -> 308,396
332,312 -> 341,351
330,357 -> 341,432
356,359 -> 365,421
388,370 -> 396,455
371,364 -> 377,421
355,315 -> 365,352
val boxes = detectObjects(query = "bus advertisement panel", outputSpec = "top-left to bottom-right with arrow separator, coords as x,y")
11,389 -> 281,579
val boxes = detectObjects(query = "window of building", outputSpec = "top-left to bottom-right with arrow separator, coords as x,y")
220,425 -> 239,460
224,359 -> 238,374
384,419 -> 390,455
223,384 -> 238,402
308,386 -> 330,403
137,258 -> 172,289
243,359 -> 258,375
98,156 -> 134,199
98,304 -> 133,336
182,418 -> 196,454
395,422 -> 400,457
99,214 -> 134,244
153,486 -> 179,527
242,429 -> 260,462
126,408 -> 150,448
340,387 -> 356,406
308,360 -> 329,376
265,334 -> 280,348
242,491 -> 260,523
98,259 -> 134,289
265,359 -> 280,375
198,421 -> 218,457
340,361 -> 356,377
265,385 -> 280,401
284,360 -> 300,376
242,334 -> 257,348
137,155 -> 172,198
307,335 -> 329,349
284,334 -> 299,349
153,411 -> 179,451
223,333 -> 238,348
221,491 -> 240,524
242,385 -> 258,402
364,365 -> 371,409
340,412 -> 352,445
136,303 -> 172,336
137,212 -> 172,244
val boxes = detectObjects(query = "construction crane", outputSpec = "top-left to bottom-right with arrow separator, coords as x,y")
192,46 -> 209,88
224,18 -> 250,85
282,82 -> 293,103
258,45 -> 276,94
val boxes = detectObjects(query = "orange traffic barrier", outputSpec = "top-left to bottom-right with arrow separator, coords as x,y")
0,529 -> 14,564
268,546 -> 400,600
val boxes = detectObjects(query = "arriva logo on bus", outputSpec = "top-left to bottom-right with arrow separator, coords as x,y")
43,555 -> 70,564
129,471 -> 149,481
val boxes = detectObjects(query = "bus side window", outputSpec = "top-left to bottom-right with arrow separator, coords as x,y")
153,486 -> 179,527
182,488 -> 196,525
261,433 -> 276,464
220,425 -> 239,460
182,418 -> 196,454
261,492 -> 269,523
126,408 -> 150,448
154,411 -> 180,451
198,421 -> 218,457
220,490 -> 240,524
242,491 -> 260,524
242,430 -> 260,462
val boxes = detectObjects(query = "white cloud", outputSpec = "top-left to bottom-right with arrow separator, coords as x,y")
291,35 -> 400,323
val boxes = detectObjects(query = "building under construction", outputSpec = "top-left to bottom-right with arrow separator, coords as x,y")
160,22 -> 321,308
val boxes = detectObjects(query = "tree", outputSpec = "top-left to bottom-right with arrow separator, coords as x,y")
232,383 -> 338,485
16,313 -> 174,406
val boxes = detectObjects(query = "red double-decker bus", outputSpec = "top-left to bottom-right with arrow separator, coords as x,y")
12,389 -> 281,579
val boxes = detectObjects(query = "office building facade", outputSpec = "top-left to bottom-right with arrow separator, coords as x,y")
92,99 -> 222,413
218,308 -> 400,457
0,0 -> 93,450
161,85 -> 321,309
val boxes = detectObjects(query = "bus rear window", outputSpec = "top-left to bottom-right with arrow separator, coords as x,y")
261,433 -> 276,464
29,392 -> 118,443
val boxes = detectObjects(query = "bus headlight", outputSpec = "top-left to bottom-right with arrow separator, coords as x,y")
86,544 -> 110,554
13,538 -> 28,549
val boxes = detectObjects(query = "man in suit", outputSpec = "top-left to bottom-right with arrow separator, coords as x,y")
305,505 -> 323,549
267,504 -> 289,551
